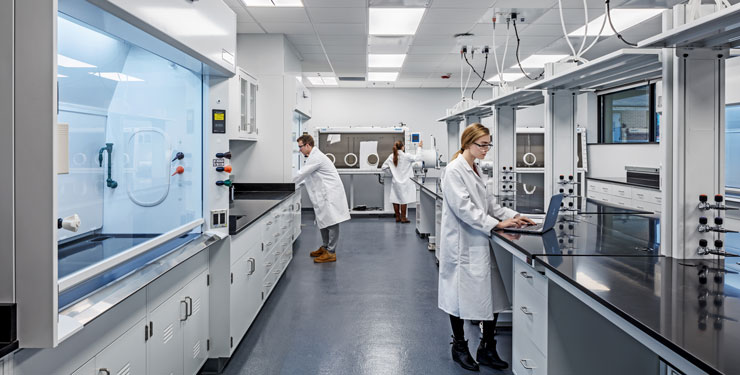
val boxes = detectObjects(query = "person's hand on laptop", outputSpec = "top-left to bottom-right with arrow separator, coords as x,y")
496,217 -> 524,229
514,214 -> 536,226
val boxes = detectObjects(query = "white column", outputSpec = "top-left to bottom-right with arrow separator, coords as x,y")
545,90 -> 577,204
671,48 -> 727,258
495,106 -> 516,198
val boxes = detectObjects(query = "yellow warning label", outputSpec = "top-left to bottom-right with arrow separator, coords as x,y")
214,113 -> 225,121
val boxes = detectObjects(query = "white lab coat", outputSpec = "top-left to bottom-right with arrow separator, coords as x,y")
438,156 -> 518,320
381,148 -> 422,204
293,147 -> 351,229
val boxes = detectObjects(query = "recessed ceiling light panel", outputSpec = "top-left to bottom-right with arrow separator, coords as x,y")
368,54 -> 407,68
369,8 -> 426,36
58,54 -> 96,68
368,72 -> 399,82
89,72 -> 144,82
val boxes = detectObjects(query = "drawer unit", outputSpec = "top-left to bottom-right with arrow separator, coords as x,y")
632,187 -> 662,205
514,259 -> 548,297
514,279 -> 548,354
513,338 -> 547,375
587,179 -> 661,214
612,185 -> 632,198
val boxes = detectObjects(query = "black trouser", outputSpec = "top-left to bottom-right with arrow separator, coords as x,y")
450,313 -> 499,344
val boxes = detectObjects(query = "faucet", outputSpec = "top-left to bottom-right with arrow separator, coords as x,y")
98,143 -> 118,189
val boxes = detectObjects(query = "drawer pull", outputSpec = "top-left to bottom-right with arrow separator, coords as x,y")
98,369 -> 111,375
636,193 -> 644,198
274,233 -> 280,238
267,241 -> 273,246
520,359 -> 536,370
247,258 -> 256,275
519,271 -> 533,279
267,221 -> 273,225
274,269 -> 280,274
265,282 -> 273,288
520,306 -> 533,315
265,262 -> 273,268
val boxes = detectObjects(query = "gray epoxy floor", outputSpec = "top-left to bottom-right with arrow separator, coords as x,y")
220,211 -> 513,375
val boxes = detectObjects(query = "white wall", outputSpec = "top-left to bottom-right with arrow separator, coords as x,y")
307,87 -> 492,162
728,57 -> 740,105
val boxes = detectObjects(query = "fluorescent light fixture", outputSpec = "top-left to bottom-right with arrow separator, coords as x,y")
368,72 -> 399,82
569,9 -> 663,37
242,0 -> 303,6
514,54 -> 568,69
369,8 -> 425,36
58,54 -> 96,68
57,74 -> 68,78
368,54 -> 407,68
307,76 -> 338,86
487,73 -> 525,82
89,72 -> 144,82
141,8 -> 228,36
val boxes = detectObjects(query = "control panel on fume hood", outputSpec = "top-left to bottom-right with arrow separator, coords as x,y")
212,109 -> 226,134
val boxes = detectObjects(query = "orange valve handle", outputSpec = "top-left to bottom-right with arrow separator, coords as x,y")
171,166 -> 185,176
216,165 -> 233,173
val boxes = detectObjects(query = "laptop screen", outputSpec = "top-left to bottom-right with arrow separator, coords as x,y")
542,194 -> 565,231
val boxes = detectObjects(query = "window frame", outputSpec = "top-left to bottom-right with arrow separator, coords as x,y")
597,83 -> 658,144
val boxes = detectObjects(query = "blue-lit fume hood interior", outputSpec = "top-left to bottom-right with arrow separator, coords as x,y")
57,12 -> 204,306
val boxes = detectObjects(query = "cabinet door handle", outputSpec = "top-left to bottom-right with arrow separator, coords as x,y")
274,269 -> 280,275
185,296 -> 193,318
248,258 -> 255,275
520,306 -> 533,315
98,369 -> 111,375
267,241 -> 273,246
520,359 -> 536,369
180,300 -> 188,321
519,271 -> 533,279
267,221 -> 273,225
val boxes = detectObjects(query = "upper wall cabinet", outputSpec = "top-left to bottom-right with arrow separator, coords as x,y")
88,0 -> 237,75
294,79 -> 312,118
229,68 -> 259,141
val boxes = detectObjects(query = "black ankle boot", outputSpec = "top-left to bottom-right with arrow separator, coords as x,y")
451,336 -> 479,371
476,340 -> 508,369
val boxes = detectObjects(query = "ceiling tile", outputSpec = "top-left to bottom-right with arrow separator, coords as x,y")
314,23 -> 366,35
294,44 -> 326,54
237,22 -> 265,33
431,0 -> 493,9
308,7 -> 366,23
422,8 -> 487,24
317,35 -> 367,45
408,44 -> 458,54
304,0 -> 366,7
248,8 -> 310,23
286,34 -> 321,45
261,22 -> 315,34
416,22 -> 475,36
323,44 -> 367,54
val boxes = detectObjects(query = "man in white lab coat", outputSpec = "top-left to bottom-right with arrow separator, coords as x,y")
293,134 -> 351,263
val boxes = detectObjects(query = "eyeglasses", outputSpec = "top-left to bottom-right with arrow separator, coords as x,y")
473,142 -> 492,150
298,144 -> 307,148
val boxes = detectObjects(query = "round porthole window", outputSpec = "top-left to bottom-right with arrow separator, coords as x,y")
522,152 -> 537,167
344,153 -> 358,167
326,153 -> 336,164
367,153 -> 379,165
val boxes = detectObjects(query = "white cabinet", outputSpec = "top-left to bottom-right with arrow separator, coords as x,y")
294,80 -> 311,117
230,243 -> 264,351
229,68 -> 259,141
147,292 -> 184,375
587,179 -> 661,213
147,270 -> 209,375
512,258 -> 549,375
182,271 -> 209,375
95,321 -> 147,375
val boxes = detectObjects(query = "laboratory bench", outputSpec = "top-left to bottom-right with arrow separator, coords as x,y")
489,208 -> 740,375
229,183 -> 298,235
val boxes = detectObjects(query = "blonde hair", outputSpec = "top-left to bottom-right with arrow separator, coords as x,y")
451,123 -> 490,160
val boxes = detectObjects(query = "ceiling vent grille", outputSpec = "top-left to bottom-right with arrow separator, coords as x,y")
338,77 -> 366,82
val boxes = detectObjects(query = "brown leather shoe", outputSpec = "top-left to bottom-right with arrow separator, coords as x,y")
314,252 -> 336,263
400,204 -> 410,223
310,247 -> 328,257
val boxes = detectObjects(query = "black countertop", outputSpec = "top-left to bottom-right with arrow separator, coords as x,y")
490,207 -> 740,374
538,255 -> 740,375
0,303 -> 16,360
229,183 -> 296,235
0,340 -> 18,359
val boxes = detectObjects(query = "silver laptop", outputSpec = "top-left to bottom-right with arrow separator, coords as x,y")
503,194 -> 564,234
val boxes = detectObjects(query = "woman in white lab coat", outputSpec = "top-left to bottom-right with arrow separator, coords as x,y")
293,134 -> 351,263
438,123 -> 534,371
381,140 -> 423,223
